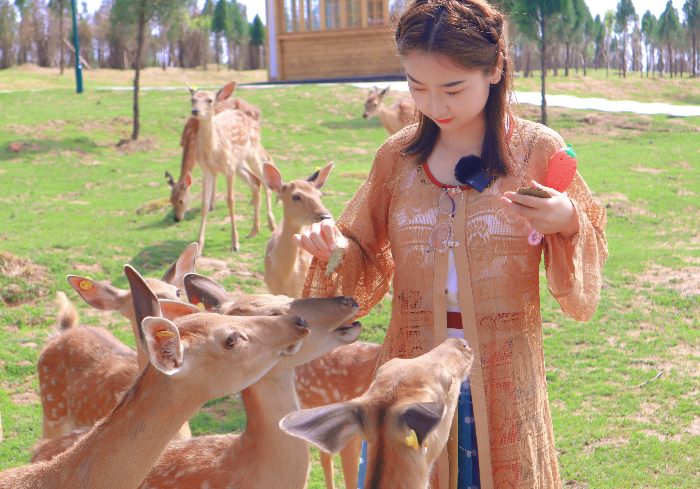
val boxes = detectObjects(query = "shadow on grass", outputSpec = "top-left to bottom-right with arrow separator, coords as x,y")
130,239 -> 194,277
322,118 -> 384,131
0,137 -> 102,161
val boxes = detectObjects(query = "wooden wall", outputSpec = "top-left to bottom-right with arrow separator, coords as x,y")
276,27 -> 403,81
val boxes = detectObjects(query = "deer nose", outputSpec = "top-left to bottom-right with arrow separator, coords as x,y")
295,317 -> 309,329
191,108 -> 199,116
338,297 -> 358,308
362,113 -> 368,119
319,214 -> 332,221
173,215 -> 181,223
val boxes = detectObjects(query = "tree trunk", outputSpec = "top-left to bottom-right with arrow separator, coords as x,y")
131,2 -> 147,141
59,6 -> 64,74
621,33 -> 627,78
582,44 -> 587,76
565,42 -> 570,76
540,19 -> 548,127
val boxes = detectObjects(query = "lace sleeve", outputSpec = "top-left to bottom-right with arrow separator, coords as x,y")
536,128 -> 609,321
301,128 -> 410,316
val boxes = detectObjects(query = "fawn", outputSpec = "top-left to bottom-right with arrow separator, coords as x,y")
262,162 -> 333,298
1,265 -> 309,489
362,86 -> 416,135
188,81 -> 276,253
281,338 -> 474,489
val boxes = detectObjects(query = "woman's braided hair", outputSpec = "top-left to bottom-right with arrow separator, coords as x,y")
396,0 -> 513,176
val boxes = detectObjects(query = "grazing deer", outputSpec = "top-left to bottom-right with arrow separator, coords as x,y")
165,94 -> 273,226
65,242 -> 198,372
36,291 -> 200,444
262,162 -> 334,298
281,338 -> 474,489
362,86 -> 416,135
1,265 -> 309,489
188,81 -> 276,253
186,272 -> 379,489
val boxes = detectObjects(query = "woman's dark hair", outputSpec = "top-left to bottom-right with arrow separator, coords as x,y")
395,0 -> 513,176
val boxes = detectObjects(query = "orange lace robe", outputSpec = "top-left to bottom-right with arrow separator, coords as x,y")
303,117 -> 608,489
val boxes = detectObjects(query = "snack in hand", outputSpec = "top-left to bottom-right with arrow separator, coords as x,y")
516,186 -> 552,199
325,245 -> 346,277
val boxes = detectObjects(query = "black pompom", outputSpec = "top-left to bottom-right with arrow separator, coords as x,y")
454,155 -> 483,185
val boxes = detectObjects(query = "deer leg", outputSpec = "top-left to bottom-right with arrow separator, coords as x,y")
225,172 -> 240,252
236,165 -> 262,239
339,436 -> 362,489
208,175 -> 216,211
197,171 -> 216,253
319,450 -> 336,489
263,180 -> 276,231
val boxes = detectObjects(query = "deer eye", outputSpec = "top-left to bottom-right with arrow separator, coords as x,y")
226,333 -> 239,349
292,195 -> 301,201
176,290 -> 181,298
179,199 -> 183,204
207,99 -> 212,103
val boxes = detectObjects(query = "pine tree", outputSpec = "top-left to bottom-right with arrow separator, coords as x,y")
212,0 -> 228,71
658,0 -> 681,77
615,0 -> 636,77
683,0 -> 700,76
641,11 -> 657,76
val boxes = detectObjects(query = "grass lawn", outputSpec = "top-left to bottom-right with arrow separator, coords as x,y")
0,66 -> 699,488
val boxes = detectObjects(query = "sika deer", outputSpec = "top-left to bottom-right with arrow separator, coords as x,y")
189,81 -> 276,253
362,86 -> 416,135
281,338 -> 474,489
185,272 -> 379,489
166,92 -> 275,231
65,242 -> 198,372
1,265 -> 309,489
262,162 -> 333,298
115,273 -> 363,489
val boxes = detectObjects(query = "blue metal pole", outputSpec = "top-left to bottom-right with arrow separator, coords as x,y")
70,0 -> 83,94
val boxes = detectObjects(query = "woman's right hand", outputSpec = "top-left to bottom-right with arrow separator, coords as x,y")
293,219 -> 347,261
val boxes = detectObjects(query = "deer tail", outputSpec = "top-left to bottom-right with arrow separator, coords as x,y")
56,291 -> 79,331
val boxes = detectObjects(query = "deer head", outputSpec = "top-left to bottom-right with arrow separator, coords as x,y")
362,86 -> 389,120
190,81 -> 236,121
262,163 -> 334,228
166,171 -> 192,223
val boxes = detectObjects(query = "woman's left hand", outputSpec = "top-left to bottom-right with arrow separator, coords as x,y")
500,180 -> 579,240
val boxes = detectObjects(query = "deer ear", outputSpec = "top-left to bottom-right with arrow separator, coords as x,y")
161,243 -> 198,290
125,265 -> 162,352
280,403 -> 363,454
66,275 -> 129,312
262,162 -> 284,193
216,81 -> 237,102
398,402 -> 444,449
311,162 -> 334,190
183,273 -> 232,312
165,171 -> 175,187
141,317 -> 183,375
183,172 -> 193,188
159,299 -> 202,321
380,86 -> 390,97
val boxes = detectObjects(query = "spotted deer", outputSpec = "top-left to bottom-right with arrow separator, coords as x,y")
262,162 -> 334,298
362,86 -> 416,136
65,242 -> 198,372
188,81 -> 277,253
281,338 -> 474,489
165,92 -> 275,233
1,265 -> 309,489
186,272 -> 379,489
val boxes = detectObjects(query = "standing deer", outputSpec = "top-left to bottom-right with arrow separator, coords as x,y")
188,81 -> 276,253
165,92 -> 275,230
0,265 -> 309,489
362,86 -> 416,135
281,338 -> 474,489
185,272 -> 380,489
262,163 -> 333,298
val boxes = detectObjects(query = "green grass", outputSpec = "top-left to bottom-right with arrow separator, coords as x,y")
0,69 -> 699,488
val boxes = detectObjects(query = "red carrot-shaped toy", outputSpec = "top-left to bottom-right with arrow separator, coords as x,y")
528,144 -> 578,245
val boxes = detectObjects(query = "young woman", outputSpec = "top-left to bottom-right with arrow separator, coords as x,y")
294,0 -> 608,487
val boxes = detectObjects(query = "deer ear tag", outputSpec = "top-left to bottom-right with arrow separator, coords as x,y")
79,279 -> 93,290
405,429 -> 420,450
155,331 -> 175,339
196,302 -> 205,310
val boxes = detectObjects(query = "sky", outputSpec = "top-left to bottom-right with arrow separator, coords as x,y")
81,0 -> 674,26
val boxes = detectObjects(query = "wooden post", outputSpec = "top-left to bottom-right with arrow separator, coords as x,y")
299,0 -> 306,31
320,0 -> 326,29
361,0 -> 368,27
382,0 -> 389,25
340,0 -> 347,28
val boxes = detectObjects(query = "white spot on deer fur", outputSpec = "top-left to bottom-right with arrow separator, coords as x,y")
354,386 -> 365,394
59,402 -> 65,408
43,366 -> 49,373
51,408 -> 58,418
47,394 -> 54,401
332,389 -> 341,401
51,378 -> 57,386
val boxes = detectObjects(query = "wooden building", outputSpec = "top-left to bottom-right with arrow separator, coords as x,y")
265,0 -> 407,81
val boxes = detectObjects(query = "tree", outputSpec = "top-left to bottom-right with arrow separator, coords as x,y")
0,0 -> 17,69
593,14 -> 605,69
603,10 -> 614,76
49,0 -> 69,73
211,0 -> 227,70
579,2 -> 594,75
513,0 -> 572,126
641,11 -> 657,76
658,0 -> 681,77
249,13 -> 264,69
225,0 -> 247,70
111,0 -> 187,140
683,0 -> 700,76
615,0 -> 636,77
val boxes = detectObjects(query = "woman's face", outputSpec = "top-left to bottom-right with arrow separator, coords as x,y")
404,51 -> 499,134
